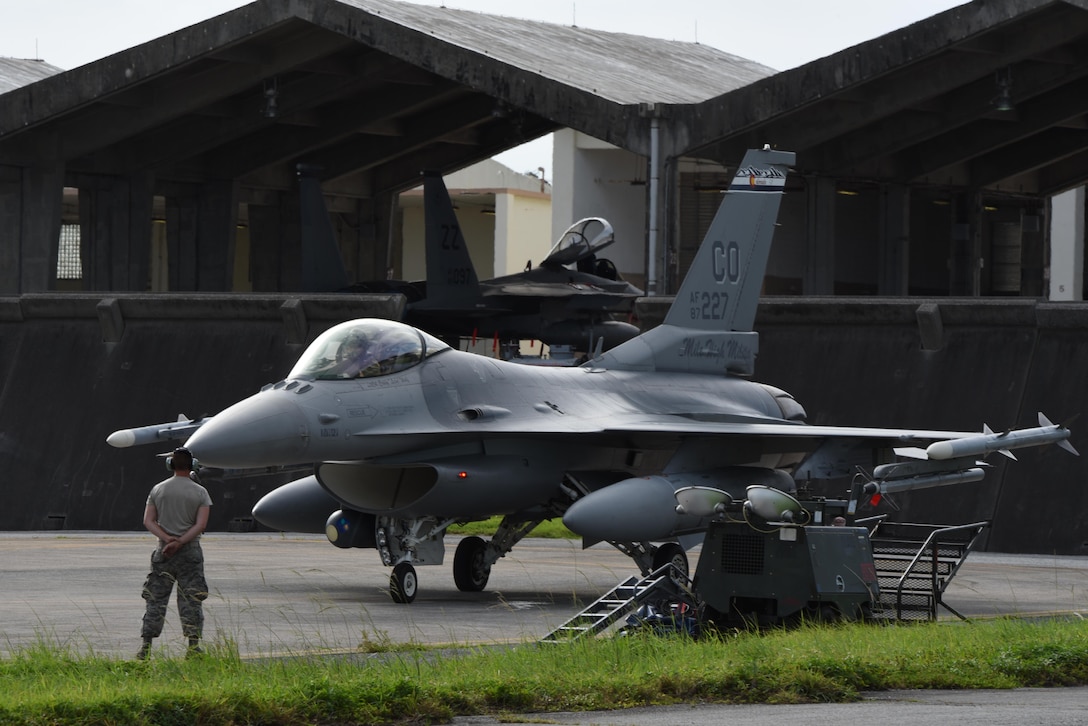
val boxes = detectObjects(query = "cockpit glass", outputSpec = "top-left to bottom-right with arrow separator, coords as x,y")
541,217 -> 615,267
289,319 -> 449,381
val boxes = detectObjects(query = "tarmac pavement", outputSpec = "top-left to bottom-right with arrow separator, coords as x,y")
2,532 -> 1087,725
2,531 -> 1086,658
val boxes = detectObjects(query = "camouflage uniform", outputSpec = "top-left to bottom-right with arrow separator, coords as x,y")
138,451 -> 212,659
140,539 -> 209,641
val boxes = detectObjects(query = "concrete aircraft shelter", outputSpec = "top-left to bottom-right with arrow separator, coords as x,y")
4,0 -> 1088,297
1,0 -> 1088,554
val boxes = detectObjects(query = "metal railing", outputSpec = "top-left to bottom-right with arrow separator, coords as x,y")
874,520 -> 990,621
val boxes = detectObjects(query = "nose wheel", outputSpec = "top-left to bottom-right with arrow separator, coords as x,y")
389,561 -> 418,603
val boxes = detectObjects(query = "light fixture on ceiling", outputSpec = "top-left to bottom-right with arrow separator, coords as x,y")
992,67 -> 1014,112
262,77 -> 279,119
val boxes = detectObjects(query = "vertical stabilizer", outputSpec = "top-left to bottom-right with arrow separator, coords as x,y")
593,148 -> 794,375
663,147 -> 794,332
418,173 -> 481,309
297,165 -> 351,293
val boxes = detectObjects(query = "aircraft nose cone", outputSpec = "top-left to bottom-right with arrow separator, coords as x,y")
186,392 -> 308,468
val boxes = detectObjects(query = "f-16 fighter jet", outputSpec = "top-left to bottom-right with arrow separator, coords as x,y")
108,147 -> 1075,603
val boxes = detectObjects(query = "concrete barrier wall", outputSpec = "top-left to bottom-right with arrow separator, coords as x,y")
1,294 -> 1084,554
0,294 -> 403,532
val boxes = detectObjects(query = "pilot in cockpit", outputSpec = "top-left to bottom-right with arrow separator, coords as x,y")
330,331 -> 376,378
295,321 -> 433,381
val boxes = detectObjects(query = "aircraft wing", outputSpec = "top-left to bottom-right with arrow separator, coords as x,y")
600,418 -> 977,443
602,410 -> 1074,455
596,412 -> 1076,479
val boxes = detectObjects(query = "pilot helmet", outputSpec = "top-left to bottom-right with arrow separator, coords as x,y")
341,329 -> 369,352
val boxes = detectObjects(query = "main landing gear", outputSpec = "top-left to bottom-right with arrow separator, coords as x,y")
380,515 -> 543,603
452,536 -> 491,592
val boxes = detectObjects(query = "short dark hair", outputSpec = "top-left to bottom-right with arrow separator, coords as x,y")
171,447 -> 194,471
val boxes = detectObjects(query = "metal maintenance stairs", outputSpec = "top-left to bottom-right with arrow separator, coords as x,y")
866,520 -> 989,621
540,564 -> 695,642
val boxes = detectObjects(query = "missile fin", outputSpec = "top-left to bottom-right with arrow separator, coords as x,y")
1038,412 -> 1079,456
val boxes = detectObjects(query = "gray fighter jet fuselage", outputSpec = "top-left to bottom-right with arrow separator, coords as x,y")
109,148 -> 1076,604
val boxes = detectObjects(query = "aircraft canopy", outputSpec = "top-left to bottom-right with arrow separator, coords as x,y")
542,217 -> 615,268
290,319 -> 450,381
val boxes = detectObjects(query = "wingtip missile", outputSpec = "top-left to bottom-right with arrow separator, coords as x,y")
105,415 -> 209,449
926,413 -> 1076,461
105,428 -> 137,448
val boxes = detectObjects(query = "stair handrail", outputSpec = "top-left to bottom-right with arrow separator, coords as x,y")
540,563 -> 695,642
893,520 -> 991,620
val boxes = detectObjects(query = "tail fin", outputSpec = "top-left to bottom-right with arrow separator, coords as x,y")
417,172 -> 481,310
663,147 -> 794,332
297,165 -> 351,293
593,147 -> 794,375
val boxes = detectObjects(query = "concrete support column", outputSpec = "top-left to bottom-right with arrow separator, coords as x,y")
805,176 -> 836,294
196,179 -> 239,291
248,199 -> 285,292
879,183 -> 910,295
79,173 -> 154,291
950,191 -> 982,296
363,192 -> 393,283
366,195 -> 392,283
0,166 -> 21,294
126,172 -> 154,291
1049,187 -> 1084,301
166,194 -> 198,291
11,163 -> 65,293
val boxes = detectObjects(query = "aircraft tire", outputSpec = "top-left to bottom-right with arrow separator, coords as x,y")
453,536 -> 491,592
651,542 -> 689,578
390,562 -> 418,604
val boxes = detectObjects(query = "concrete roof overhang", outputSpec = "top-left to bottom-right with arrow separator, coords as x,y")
681,0 -> 1088,197
3,0 -> 1085,207
0,0 -> 770,201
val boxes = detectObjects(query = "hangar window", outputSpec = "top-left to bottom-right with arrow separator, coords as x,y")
56,224 -> 82,280
290,319 -> 450,381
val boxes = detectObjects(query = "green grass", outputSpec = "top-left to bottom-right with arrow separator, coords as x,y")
2,618 -> 1086,724
448,516 -> 576,538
